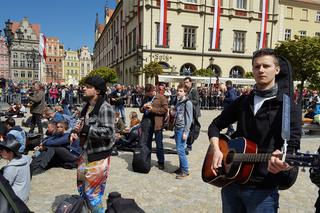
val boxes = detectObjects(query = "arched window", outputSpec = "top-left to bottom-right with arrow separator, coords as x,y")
207,64 -> 222,77
180,63 -> 196,76
229,66 -> 244,78
158,61 -> 170,69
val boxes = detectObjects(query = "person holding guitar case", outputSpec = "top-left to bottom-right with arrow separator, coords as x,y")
74,75 -> 115,213
207,48 -> 301,213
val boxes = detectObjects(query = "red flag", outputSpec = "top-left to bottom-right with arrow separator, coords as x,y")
211,0 -> 221,49
159,0 -> 167,47
259,0 -> 269,49
39,33 -> 47,60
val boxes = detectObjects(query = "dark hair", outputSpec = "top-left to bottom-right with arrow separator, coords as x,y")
252,48 -> 279,66
145,84 -> 155,92
5,117 -> 15,127
177,82 -> 188,92
57,121 -> 68,130
183,77 -> 192,82
225,80 -> 233,87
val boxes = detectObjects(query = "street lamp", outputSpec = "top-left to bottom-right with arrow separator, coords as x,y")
209,56 -> 215,86
3,19 -> 24,80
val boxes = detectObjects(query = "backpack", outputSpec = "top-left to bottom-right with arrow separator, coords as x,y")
54,195 -> 89,213
106,192 -> 145,213
0,174 -> 32,213
183,100 -> 201,141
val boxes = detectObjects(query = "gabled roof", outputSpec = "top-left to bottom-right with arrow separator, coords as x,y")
12,21 -> 40,39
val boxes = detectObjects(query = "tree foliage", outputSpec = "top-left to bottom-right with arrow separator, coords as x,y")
192,68 -> 214,77
142,61 -> 163,78
79,67 -> 118,85
244,72 -> 254,78
275,36 -> 320,93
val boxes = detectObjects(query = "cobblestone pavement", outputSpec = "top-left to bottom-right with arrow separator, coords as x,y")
1,107 -> 319,213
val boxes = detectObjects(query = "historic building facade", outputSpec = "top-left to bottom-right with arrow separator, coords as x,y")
45,37 -> 64,83
9,17 -> 42,82
93,0 -> 320,86
78,46 -> 93,79
63,50 -> 80,85
278,0 -> 320,41
0,37 -> 9,79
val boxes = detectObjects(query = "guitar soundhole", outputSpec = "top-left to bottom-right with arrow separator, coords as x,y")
226,151 -> 235,164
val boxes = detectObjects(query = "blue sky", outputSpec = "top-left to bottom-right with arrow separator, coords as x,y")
0,0 -> 117,52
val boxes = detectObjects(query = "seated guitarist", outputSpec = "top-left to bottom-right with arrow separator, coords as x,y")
208,48 -> 301,213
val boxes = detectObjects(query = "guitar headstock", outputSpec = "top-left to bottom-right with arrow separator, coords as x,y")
286,152 -> 320,169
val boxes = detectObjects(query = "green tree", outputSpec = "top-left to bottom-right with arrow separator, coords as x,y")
275,36 -> 320,101
244,71 -> 254,78
142,61 -> 163,78
79,67 -> 118,85
192,68 -> 214,77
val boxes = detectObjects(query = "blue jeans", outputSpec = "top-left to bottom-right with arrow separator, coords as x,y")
115,105 -> 125,123
154,129 -> 164,164
221,183 -> 279,213
175,129 -> 189,173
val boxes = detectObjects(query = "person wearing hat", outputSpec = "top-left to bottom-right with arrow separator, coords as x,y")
0,139 -> 32,203
74,75 -> 115,213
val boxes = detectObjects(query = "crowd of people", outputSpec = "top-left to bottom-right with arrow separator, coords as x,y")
0,48 -> 319,213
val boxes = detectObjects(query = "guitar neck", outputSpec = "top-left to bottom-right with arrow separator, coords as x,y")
232,153 -> 317,168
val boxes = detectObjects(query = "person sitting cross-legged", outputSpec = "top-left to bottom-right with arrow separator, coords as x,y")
31,121 -> 81,174
0,139 -> 32,203
5,117 -> 27,154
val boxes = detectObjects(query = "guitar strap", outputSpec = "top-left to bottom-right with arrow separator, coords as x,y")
281,94 -> 291,161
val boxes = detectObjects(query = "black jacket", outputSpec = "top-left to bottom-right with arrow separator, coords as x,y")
208,90 -> 301,188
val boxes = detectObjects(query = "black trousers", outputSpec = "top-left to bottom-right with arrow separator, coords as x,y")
30,113 -> 43,134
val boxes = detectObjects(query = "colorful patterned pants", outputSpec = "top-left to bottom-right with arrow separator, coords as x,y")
77,155 -> 111,213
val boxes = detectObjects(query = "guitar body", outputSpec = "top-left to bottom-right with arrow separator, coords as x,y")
202,135 -> 257,187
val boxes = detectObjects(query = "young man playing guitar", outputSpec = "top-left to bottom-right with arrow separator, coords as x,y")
207,49 -> 301,213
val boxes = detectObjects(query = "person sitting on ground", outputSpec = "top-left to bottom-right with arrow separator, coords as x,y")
0,139 -> 32,203
115,112 -> 126,135
5,103 -> 26,118
115,112 -> 141,148
31,121 -> 81,173
5,117 -> 27,154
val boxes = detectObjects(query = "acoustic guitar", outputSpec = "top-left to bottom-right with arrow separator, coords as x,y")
202,134 -> 320,188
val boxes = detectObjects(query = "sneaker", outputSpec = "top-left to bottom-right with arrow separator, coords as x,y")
158,163 -> 165,170
176,172 -> 190,179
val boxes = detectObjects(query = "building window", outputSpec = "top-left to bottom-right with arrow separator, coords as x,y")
184,0 -> 197,3
299,31 -> 307,38
20,53 -> 25,59
132,28 -> 137,51
13,60 -> 18,67
28,71 -> 32,78
14,71 -> 18,77
256,32 -> 269,49
284,29 -> 291,40
129,32 -> 132,53
316,11 -> 320,22
233,31 -> 246,53
20,61 -> 25,68
13,53 -> 18,58
156,23 -> 170,47
209,28 -> 222,50
286,7 -> 293,18
21,71 -> 25,78
183,26 -> 197,49
315,32 -> 320,37
301,9 -> 308,21
236,0 -> 247,9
